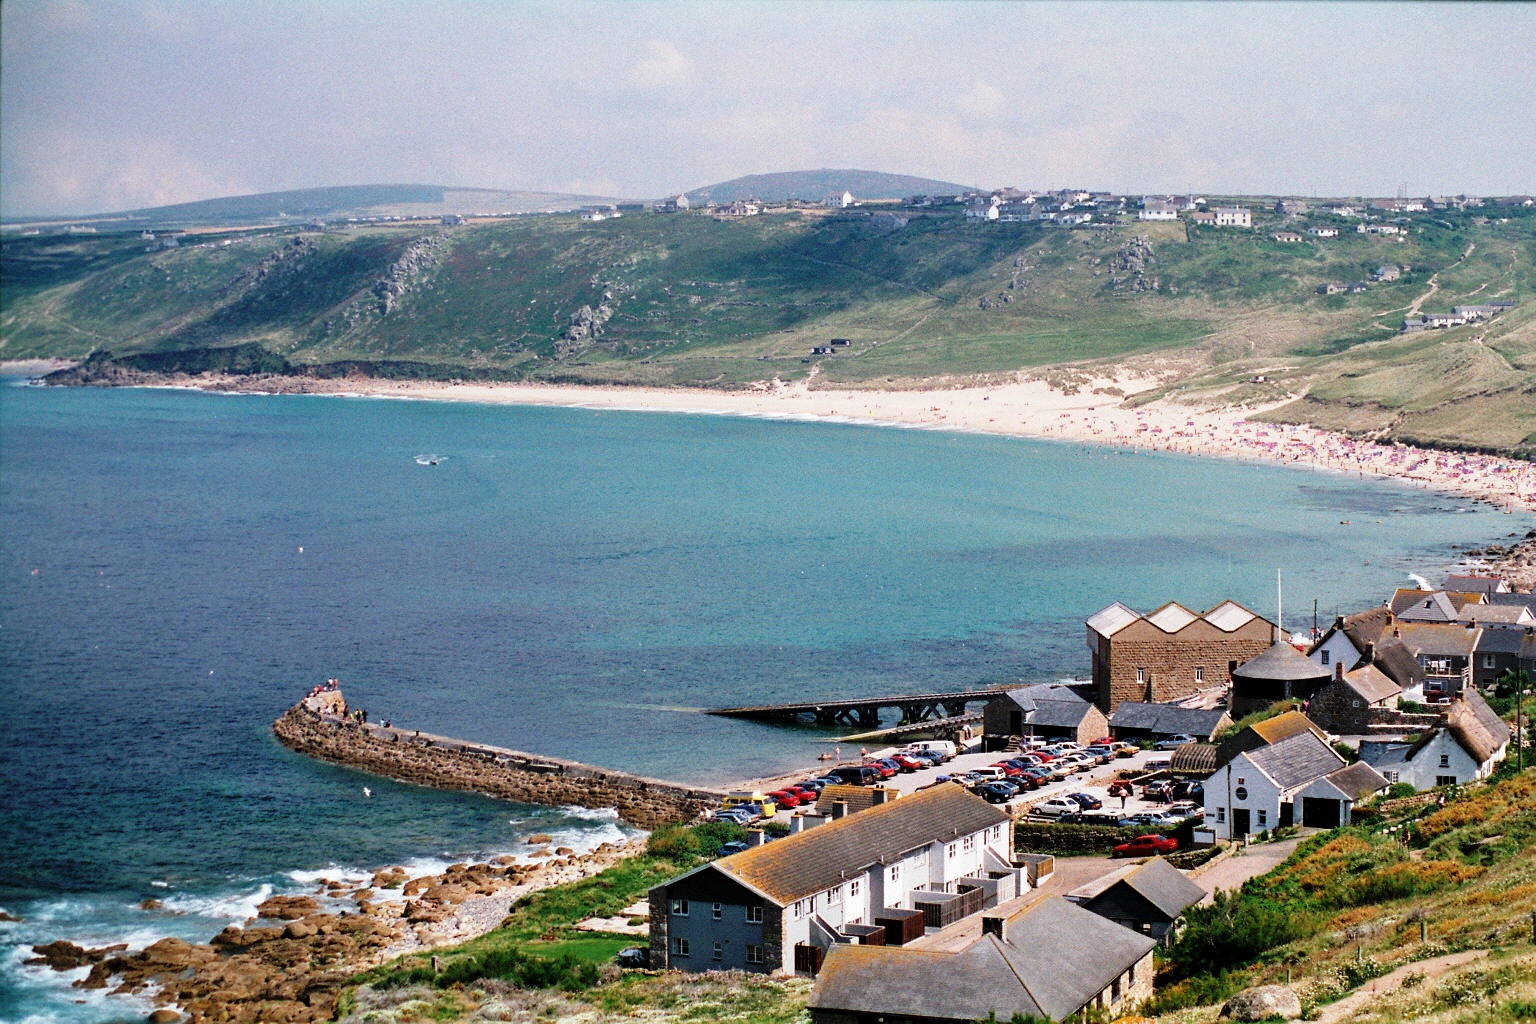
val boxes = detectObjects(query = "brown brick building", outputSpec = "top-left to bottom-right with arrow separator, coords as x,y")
1086,600 -> 1275,713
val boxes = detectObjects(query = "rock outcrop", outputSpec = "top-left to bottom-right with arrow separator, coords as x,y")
1221,984 -> 1302,1021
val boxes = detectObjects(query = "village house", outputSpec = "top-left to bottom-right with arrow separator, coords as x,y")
1189,211 -> 1217,226
1086,600 -> 1274,713
1067,856 -> 1206,945
1272,232 -> 1304,243
1471,625 -> 1527,689
1317,282 -> 1344,296
824,191 -> 856,209
1275,199 -> 1310,216
654,194 -> 690,213
1358,689 -> 1510,789
578,205 -> 621,222
982,682 -> 1108,749
1308,226 -> 1340,238
1139,198 -> 1180,221
807,896 -> 1157,1024
1211,206 -> 1252,228
1304,663 -> 1402,735
1360,224 -> 1404,235
1205,714 -> 1389,838
1308,607 -> 1426,691
1372,264 -> 1403,281
648,785 -> 1021,976
1396,621 -> 1480,696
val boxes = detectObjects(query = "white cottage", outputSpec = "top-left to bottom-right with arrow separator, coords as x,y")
1358,690 -> 1510,789
1206,728 -> 1388,838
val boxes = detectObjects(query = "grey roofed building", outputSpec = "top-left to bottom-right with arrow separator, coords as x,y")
1108,701 -> 1231,741
1231,642 -> 1331,718
1393,590 -> 1464,623
1076,857 -> 1206,944
1247,730 -> 1347,790
1323,760 -> 1394,800
982,682 -> 1109,749
807,896 -> 1156,1023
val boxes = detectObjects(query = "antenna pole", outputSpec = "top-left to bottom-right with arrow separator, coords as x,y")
1277,569 -> 1284,642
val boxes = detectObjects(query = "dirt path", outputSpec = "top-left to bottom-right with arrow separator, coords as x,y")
1312,949 -> 1486,1023
1407,242 -> 1475,316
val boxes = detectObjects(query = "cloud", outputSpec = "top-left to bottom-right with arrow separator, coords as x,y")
956,81 -> 1005,120
4,130 -> 250,215
630,39 -> 692,90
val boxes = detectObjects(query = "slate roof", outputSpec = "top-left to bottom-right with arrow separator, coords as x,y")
1391,589 -> 1459,622
1445,573 -> 1506,597
1373,638 -> 1426,687
1475,626 -> 1529,654
1084,857 -> 1207,921
1109,701 -> 1229,738
1323,760 -> 1391,800
1397,622 -> 1478,658
1236,642 -> 1331,682
1340,606 -> 1395,650
1489,592 -> 1536,613
1008,682 -> 1099,729
706,784 -> 1009,905
1341,664 -> 1401,704
1467,605 -> 1532,626
1245,730 -> 1346,790
808,896 -> 1155,1022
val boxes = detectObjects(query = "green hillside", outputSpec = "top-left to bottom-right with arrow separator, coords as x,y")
4,200 -> 1534,454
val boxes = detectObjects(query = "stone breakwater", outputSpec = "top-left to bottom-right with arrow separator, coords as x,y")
272,692 -> 724,829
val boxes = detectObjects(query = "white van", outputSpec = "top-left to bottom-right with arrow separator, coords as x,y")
905,740 -> 957,761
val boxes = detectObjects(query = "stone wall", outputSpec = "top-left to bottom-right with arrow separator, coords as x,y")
272,701 -> 723,830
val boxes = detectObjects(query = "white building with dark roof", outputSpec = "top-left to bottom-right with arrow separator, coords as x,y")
1358,690 -> 1510,789
648,785 -> 1020,976
1205,725 -> 1388,839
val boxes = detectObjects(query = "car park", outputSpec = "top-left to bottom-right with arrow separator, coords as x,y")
1154,734 -> 1199,750
1113,834 -> 1179,857
1034,797 -> 1082,817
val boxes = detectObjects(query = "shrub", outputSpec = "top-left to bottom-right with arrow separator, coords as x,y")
645,825 -> 700,861
1386,782 -> 1417,800
1166,889 -> 1317,977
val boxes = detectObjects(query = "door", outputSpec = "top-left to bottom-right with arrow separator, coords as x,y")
1302,797 -> 1340,828
1231,808 -> 1251,838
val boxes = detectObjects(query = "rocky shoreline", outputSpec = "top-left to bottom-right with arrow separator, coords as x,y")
27,838 -> 647,1024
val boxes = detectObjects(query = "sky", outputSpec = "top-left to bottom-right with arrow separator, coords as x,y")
2,0 -> 1534,218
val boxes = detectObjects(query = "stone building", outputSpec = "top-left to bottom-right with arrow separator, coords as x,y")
1086,600 -> 1274,713
982,682 -> 1108,749
1229,642 -> 1332,720
1305,663 -> 1401,735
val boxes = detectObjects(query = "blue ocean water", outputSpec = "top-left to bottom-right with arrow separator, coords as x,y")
0,377 -> 1525,1021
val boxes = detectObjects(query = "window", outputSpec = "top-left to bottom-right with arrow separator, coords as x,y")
1258,809 -> 1268,826
712,903 -> 722,920
963,835 -> 975,852
1216,806 -> 1226,823
1136,668 -> 1146,683
1321,650 -> 1331,666
1196,666 -> 1205,683
712,942 -> 722,961
745,905 -> 763,924
1482,655 -> 1496,669
791,900 -> 804,919
825,886 -> 841,905
1436,775 -> 1457,787
850,879 -> 861,898
746,945 -> 764,965
670,899 -> 689,916
947,843 -> 956,858
1234,786 -> 1248,801
671,937 -> 690,957
1439,754 -> 1451,768
889,865 -> 900,884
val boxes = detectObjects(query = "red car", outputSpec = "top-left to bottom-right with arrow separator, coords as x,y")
1113,834 -> 1178,858
891,754 -> 926,773
865,761 -> 898,779
765,789 -> 802,809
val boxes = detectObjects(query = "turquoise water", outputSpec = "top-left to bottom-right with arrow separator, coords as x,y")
0,379 -> 1523,1021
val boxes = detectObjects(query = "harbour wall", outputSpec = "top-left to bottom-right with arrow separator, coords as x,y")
272,692 -> 725,830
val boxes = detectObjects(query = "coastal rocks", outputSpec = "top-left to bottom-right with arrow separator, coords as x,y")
257,895 -> 321,920
26,940 -> 125,970
556,303 -> 613,356
147,1009 -> 182,1023
371,235 -> 449,315
1221,984 -> 1302,1021
526,833 -> 554,845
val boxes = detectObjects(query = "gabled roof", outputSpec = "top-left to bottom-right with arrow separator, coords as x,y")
1489,592 -> 1536,612
1236,642 -> 1331,681
1466,605 -> 1534,626
1084,857 -> 1207,921
1476,626 -> 1529,655
1373,637 -> 1426,687
1340,606 -> 1395,649
1086,601 -> 1141,638
1249,709 -> 1326,744
809,897 -> 1156,1022
1205,600 -> 1261,632
1341,664 -> 1401,704
1392,589 -> 1460,622
1146,602 -> 1200,633
1322,760 -> 1391,800
1109,701 -> 1229,739
704,784 -> 1009,905
1396,622 -> 1479,658
1001,683 -> 1098,729
1243,730 -> 1346,790
1446,689 -> 1511,764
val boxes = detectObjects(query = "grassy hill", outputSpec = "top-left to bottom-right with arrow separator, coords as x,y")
4,199 -> 1534,454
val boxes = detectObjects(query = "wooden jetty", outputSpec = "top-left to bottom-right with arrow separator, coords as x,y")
706,687 -> 1010,728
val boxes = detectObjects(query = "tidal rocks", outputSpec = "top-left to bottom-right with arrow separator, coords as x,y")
257,895 -> 321,920
26,940 -> 125,970
1221,984 -> 1302,1021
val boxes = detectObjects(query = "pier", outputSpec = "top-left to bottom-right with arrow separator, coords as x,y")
706,687 -> 1010,728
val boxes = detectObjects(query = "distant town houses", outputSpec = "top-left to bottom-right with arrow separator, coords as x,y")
1402,299 -> 1516,334
578,205 -> 621,222
1211,206 -> 1252,228
1307,225 -> 1339,238
1272,231 -> 1303,243
654,194 -> 691,213
824,191 -> 857,209
1358,223 -> 1403,235
1138,199 -> 1180,221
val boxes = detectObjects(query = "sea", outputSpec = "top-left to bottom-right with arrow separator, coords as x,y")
0,374 -> 1527,1022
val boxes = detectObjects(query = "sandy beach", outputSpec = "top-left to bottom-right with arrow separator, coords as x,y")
69,367 -> 1532,513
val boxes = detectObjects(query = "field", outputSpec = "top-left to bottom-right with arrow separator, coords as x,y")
4,201 -> 1535,452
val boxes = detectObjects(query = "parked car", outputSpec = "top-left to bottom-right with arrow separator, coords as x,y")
906,749 -> 944,767
1166,800 -> 1203,819
1110,742 -> 1138,758
1154,734 -> 1199,750
1119,811 -> 1177,827
1018,768 -> 1053,787
828,765 -> 880,786
1082,746 -> 1115,764
1066,792 -> 1103,810
905,740 -> 958,761
968,766 -> 1007,783
869,760 -> 900,779
891,753 -> 927,773
614,947 -> 650,968
796,778 -> 829,795
1061,811 -> 1120,825
1143,780 -> 1174,801
717,840 -> 751,856
975,782 -> 1020,804
1034,797 -> 1082,817
1113,834 -> 1179,858
990,761 -> 1024,777
765,789 -> 802,809
1172,780 -> 1205,801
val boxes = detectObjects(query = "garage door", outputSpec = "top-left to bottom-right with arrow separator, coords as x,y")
1301,797 -> 1341,828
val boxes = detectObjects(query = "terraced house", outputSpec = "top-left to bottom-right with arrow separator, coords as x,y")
648,786 -> 1020,976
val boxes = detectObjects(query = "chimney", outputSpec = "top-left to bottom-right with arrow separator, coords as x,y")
830,799 -> 849,820
871,786 -> 897,806
749,829 -> 769,847
1363,641 -> 1375,662
1335,663 -> 1344,681
981,914 -> 1008,943
793,813 -> 827,833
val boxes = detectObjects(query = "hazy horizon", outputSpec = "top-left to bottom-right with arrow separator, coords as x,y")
3,1 -> 1534,219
